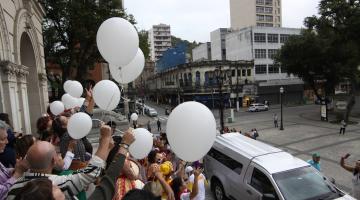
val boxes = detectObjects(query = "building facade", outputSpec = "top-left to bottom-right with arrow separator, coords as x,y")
230,0 -> 282,30
147,60 -> 255,108
192,42 -> 211,62
226,26 -> 303,104
0,0 -> 48,134
210,28 -> 231,61
148,24 -> 171,61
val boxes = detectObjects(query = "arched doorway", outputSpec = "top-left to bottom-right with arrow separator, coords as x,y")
20,33 -> 41,133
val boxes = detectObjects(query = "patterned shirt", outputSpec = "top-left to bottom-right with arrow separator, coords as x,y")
0,162 -> 16,199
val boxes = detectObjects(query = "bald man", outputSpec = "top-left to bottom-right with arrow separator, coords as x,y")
7,124 -> 114,199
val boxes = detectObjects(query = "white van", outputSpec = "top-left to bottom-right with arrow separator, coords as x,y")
204,133 -> 355,200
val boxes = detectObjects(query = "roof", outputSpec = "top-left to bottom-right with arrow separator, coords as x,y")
253,152 -> 309,174
214,133 -> 282,158
214,133 -> 309,174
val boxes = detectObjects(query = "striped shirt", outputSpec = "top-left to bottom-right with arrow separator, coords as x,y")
6,155 -> 105,200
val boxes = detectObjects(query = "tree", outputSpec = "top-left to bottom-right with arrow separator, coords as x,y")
276,0 -> 360,121
42,0 -> 149,83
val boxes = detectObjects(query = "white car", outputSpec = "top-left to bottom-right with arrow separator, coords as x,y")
147,108 -> 158,117
248,103 -> 269,112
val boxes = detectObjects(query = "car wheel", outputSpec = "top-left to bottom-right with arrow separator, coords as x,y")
212,179 -> 227,200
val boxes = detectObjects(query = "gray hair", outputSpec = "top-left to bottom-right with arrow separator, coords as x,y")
0,120 -> 7,130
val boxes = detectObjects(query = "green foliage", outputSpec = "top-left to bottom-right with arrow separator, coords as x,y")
276,0 -> 360,97
139,30 -> 150,60
42,0 -> 148,81
171,35 -> 200,59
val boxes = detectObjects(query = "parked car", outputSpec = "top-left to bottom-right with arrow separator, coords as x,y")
248,103 -> 269,112
204,133 -> 355,200
146,108 -> 158,117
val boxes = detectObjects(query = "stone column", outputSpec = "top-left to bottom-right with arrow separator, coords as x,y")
0,61 -> 23,132
17,65 -> 31,134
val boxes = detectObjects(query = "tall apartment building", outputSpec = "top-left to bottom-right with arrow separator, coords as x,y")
230,0 -> 282,29
226,26 -> 304,104
148,24 -> 172,61
210,28 -> 231,60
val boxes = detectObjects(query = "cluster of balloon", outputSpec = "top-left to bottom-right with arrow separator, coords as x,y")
96,17 -> 145,85
49,80 -> 91,139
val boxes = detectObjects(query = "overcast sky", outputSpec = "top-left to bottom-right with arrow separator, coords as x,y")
125,0 -> 320,43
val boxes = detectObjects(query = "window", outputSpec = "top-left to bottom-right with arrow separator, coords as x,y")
255,65 -> 267,74
257,23 -> 273,27
265,0 -> 273,6
280,34 -> 290,43
255,49 -> 267,59
268,34 -> 279,43
265,15 -> 273,22
254,33 -> 266,43
242,69 -> 246,77
247,69 -> 252,76
237,69 -> 241,76
251,168 -> 278,199
232,70 -> 236,77
268,49 -> 279,59
195,71 -> 201,86
256,15 -> 265,21
268,64 -> 280,73
265,7 -> 273,14
208,148 -> 243,174
256,6 -> 265,13
256,0 -> 264,5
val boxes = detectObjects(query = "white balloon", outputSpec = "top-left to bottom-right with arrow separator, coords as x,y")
67,81 -> 83,98
67,112 -> 92,139
97,17 -> 139,66
76,98 -> 86,107
93,80 -> 121,111
166,101 -> 216,162
61,93 -> 78,109
131,113 -> 138,121
50,101 -> 64,116
63,80 -> 73,93
129,128 -> 153,159
109,48 -> 145,84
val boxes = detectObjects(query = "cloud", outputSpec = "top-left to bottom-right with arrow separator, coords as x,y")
125,0 -> 319,42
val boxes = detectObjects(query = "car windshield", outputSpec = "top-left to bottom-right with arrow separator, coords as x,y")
273,166 -> 340,200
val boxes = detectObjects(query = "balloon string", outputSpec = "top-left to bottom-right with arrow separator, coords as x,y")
105,92 -> 116,111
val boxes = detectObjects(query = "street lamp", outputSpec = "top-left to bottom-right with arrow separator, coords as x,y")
280,86 -> 284,130
210,67 -> 231,134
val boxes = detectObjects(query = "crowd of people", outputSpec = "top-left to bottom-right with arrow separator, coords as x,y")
0,88 -> 207,200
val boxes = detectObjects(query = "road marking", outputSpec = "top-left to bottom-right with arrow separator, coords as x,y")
157,116 -> 168,121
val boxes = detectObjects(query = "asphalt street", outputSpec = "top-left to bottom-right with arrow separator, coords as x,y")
89,102 -> 360,199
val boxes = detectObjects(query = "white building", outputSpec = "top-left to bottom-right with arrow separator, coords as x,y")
0,0 -> 48,134
230,0 -> 282,29
148,24 -> 171,61
226,26 -> 301,81
210,28 -> 231,60
192,42 -> 211,61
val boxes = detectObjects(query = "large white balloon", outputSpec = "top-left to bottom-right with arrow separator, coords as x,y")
166,101 -> 216,162
97,17 -> 139,66
67,81 -> 83,98
93,80 -> 121,111
131,113 -> 138,121
129,128 -> 153,159
61,93 -> 78,109
109,49 -> 145,84
67,112 -> 92,139
63,80 -> 73,93
50,101 -> 64,116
